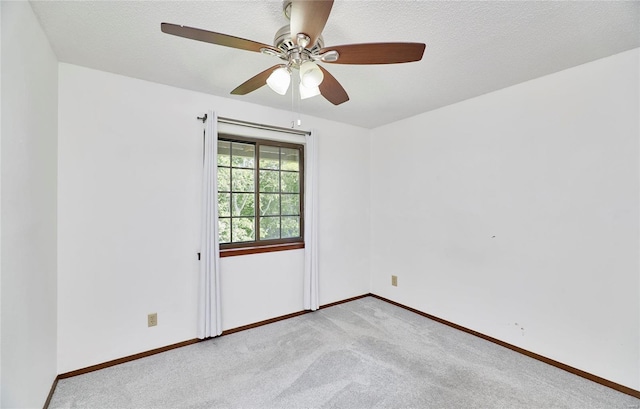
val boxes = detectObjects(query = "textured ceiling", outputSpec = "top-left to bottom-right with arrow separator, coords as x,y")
30,1 -> 640,129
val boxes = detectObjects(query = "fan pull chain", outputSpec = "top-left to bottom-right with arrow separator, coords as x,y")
290,78 -> 302,128
291,78 -> 295,128
296,79 -> 302,127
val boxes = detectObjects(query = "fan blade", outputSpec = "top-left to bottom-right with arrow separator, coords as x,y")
290,0 -> 334,47
318,66 -> 349,105
231,65 -> 281,95
318,42 -> 426,64
161,23 -> 279,54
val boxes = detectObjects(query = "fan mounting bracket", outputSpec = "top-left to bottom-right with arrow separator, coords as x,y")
283,0 -> 292,20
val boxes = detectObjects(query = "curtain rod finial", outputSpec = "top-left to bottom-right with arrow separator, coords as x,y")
197,113 -> 208,123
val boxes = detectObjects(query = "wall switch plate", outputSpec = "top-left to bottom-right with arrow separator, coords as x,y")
148,313 -> 158,327
391,275 -> 398,287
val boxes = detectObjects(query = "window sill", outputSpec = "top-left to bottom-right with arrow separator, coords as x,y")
219,242 -> 305,258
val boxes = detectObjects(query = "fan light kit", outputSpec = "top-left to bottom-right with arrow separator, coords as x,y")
266,66 -> 292,95
161,0 -> 426,105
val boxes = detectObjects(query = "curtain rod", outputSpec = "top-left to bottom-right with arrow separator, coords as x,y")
197,114 -> 311,136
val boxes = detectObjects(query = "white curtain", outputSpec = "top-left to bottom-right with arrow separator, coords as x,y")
198,110 -> 222,338
304,131 -> 319,311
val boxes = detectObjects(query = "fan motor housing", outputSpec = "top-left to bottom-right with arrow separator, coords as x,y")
274,25 -> 324,54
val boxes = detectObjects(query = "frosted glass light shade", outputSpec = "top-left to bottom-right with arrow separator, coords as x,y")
299,61 -> 324,88
299,83 -> 320,99
266,67 -> 291,95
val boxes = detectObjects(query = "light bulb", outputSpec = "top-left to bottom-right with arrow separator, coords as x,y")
299,83 -> 320,99
266,67 -> 291,95
299,61 -> 324,88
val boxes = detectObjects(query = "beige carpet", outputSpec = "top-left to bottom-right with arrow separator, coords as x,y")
49,297 -> 639,408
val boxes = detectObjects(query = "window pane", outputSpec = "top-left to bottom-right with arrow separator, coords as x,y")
281,216 -> 300,238
260,194 -> 280,216
217,167 -> 230,192
231,143 -> 255,168
281,171 -> 299,193
232,217 -> 255,242
218,193 -> 230,217
260,216 -> 280,240
219,218 -> 231,243
218,137 -> 304,250
232,168 -> 254,192
231,193 -> 255,217
218,141 -> 231,166
259,170 -> 279,192
281,194 -> 299,216
259,145 -> 280,170
281,148 -> 299,171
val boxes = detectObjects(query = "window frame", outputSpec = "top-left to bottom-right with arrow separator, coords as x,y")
217,133 -> 305,257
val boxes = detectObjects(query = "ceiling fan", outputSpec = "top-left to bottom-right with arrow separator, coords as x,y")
161,0 -> 426,105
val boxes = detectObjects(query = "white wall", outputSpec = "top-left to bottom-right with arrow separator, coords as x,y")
1,3 -> 3,405
1,2 -> 58,407
57,64 -> 370,373
370,48 -> 639,389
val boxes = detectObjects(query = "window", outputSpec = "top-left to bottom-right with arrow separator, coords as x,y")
217,134 -> 304,255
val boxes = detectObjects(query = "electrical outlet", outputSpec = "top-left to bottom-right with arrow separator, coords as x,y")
391,275 -> 398,287
148,313 -> 158,327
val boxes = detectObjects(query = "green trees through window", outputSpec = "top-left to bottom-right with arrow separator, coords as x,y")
217,135 -> 304,249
